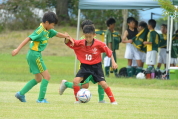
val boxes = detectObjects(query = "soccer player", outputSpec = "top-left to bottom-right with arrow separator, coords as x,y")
11,12 -> 73,103
104,18 -> 118,77
157,24 -> 167,70
59,20 -> 106,103
65,25 -> 118,105
143,19 -> 160,71
170,30 -> 178,67
122,17 -> 141,77
132,21 -> 149,72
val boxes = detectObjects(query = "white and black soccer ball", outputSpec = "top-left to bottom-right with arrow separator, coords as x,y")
77,88 -> 91,103
136,72 -> 145,79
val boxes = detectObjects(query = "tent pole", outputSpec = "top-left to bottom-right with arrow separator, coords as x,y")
166,16 -> 170,76
168,16 -> 174,74
74,9 -> 81,75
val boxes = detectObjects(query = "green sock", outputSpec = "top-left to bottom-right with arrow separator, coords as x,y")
136,67 -> 143,75
38,79 -> 49,101
132,67 -> 136,75
65,82 -> 82,89
98,85 -> 104,101
20,79 -> 38,95
127,66 -> 133,77
105,67 -> 110,76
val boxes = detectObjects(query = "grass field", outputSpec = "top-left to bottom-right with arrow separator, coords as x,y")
1,81 -> 178,119
1,27 -> 178,119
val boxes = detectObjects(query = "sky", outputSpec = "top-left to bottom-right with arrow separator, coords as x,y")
139,8 -> 163,21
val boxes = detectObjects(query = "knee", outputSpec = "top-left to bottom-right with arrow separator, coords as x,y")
73,78 -> 80,86
82,83 -> 89,89
44,75 -> 51,81
35,78 -> 42,83
98,81 -> 108,89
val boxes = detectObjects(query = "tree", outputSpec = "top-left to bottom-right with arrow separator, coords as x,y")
56,0 -> 70,25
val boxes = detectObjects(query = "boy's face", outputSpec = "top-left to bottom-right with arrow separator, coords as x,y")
128,21 -> 135,29
138,26 -> 144,32
45,21 -> 55,30
109,23 -> 115,30
161,26 -> 167,34
147,24 -> 152,30
84,33 -> 95,44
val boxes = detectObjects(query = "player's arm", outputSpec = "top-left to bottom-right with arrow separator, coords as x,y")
110,55 -> 118,69
122,30 -> 132,43
143,32 -> 153,45
12,37 -> 31,56
56,32 -> 74,46
108,42 -> 112,50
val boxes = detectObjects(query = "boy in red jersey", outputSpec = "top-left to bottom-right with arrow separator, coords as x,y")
65,25 -> 118,105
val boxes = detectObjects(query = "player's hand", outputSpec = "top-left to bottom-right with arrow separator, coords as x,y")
112,63 -> 118,70
12,49 -> 19,56
65,32 -> 74,47
143,41 -> 147,45
127,39 -> 133,43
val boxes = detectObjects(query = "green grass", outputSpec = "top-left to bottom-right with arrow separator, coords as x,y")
1,27 -> 178,118
1,81 -> 178,119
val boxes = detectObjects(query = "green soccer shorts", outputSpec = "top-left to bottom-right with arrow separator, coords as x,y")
26,50 -> 47,74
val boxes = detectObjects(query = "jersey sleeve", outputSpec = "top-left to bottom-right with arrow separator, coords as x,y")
28,31 -> 43,41
48,29 -> 58,38
148,31 -> 154,43
100,43 -> 112,57
65,39 -> 80,49
106,31 -> 112,43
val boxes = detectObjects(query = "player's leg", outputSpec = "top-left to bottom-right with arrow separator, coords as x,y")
15,75 -> 40,102
98,81 -> 117,104
59,75 -> 93,95
73,77 -> 84,101
127,59 -> 133,77
37,70 -> 50,103
98,84 -> 105,103
113,51 -> 118,76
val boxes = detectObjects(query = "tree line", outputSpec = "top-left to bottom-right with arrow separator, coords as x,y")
0,0 -> 139,32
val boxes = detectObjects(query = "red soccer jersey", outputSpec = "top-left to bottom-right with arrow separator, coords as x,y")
66,39 -> 112,65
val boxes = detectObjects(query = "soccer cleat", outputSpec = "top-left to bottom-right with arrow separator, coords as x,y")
98,100 -> 106,103
59,79 -> 67,95
111,101 -> 118,105
36,99 -> 48,103
15,92 -> 26,102
74,101 -> 81,104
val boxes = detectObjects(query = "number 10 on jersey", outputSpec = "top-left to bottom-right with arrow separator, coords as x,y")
85,54 -> 92,61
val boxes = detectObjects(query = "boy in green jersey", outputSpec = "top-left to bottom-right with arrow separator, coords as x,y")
170,30 -> 178,66
104,18 -> 118,77
144,19 -> 160,71
12,12 -> 73,103
59,20 -> 106,103
157,24 -> 167,70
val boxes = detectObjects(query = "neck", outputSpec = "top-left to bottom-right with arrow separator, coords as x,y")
42,23 -> 47,30
129,27 -> 134,31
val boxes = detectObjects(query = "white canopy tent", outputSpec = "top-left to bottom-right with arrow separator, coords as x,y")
74,0 -> 175,79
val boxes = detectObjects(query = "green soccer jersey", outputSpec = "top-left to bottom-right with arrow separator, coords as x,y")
171,34 -> 178,58
105,29 -> 115,51
132,28 -> 149,53
159,34 -> 167,48
146,30 -> 160,52
29,23 -> 58,51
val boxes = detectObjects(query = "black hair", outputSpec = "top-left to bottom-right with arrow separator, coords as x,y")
106,18 -> 116,27
139,21 -> 147,28
161,24 -> 167,29
135,20 -> 138,26
148,19 -> 156,29
127,17 -> 135,23
83,25 -> 95,34
176,29 -> 178,34
42,12 -> 58,24
81,20 -> 94,29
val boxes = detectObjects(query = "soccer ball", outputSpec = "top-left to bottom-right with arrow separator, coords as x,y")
136,72 -> 145,79
77,88 -> 91,103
